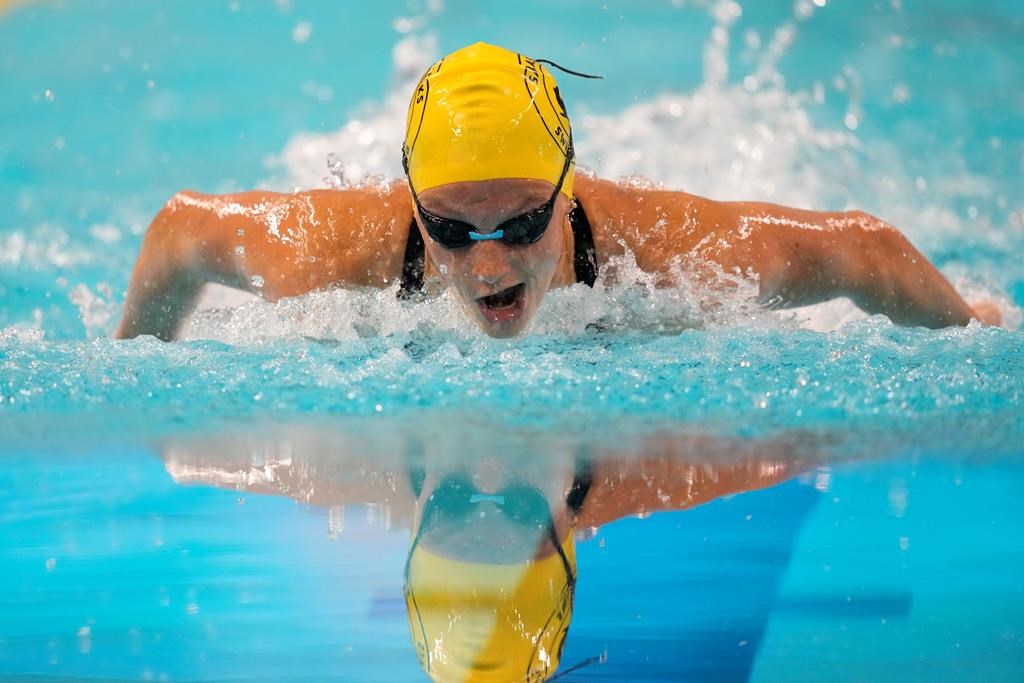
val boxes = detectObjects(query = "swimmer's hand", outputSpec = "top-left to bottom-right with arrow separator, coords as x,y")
969,301 -> 1003,327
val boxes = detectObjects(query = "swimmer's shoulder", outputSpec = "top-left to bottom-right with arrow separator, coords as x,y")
164,183 -> 413,238
572,175 -> 723,265
156,184 -> 415,293
277,183 -> 415,289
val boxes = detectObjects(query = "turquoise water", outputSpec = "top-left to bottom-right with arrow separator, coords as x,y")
2,0 -> 1023,680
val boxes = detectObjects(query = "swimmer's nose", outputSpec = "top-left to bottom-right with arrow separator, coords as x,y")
469,240 -> 509,285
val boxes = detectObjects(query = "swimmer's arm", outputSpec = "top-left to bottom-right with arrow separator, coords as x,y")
116,187 -> 412,340
116,191 -> 244,341
712,201 -> 989,327
157,435 -> 418,522
575,451 -> 812,529
573,433 -> 818,529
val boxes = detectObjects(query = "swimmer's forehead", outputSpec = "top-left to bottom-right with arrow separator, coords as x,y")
417,177 -> 555,215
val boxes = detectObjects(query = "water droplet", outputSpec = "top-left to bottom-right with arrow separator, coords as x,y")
292,20 -> 312,44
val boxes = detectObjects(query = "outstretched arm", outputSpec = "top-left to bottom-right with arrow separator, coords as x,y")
575,178 -> 997,328
115,187 -> 412,340
574,432 -> 820,529
705,201 -> 994,327
116,191 -> 244,340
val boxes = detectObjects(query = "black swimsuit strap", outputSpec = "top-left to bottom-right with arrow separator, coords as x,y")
398,219 -> 425,299
569,202 -> 598,288
398,201 -> 597,296
565,459 -> 593,514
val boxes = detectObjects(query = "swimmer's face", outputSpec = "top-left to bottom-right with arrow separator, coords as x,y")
413,451 -> 576,561
414,178 -> 569,338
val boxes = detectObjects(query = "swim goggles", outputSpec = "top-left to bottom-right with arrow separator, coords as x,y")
408,473 -> 575,583
402,144 -> 575,249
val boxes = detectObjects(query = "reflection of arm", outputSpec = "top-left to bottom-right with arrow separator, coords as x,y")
116,187 -> 412,340
574,435 -> 816,529
158,430 -> 419,525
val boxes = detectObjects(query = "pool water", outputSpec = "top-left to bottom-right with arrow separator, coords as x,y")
1,0 -> 1023,680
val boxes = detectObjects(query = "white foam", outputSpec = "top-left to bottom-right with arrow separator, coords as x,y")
70,282 -> 119,337
181,282 -> 466,344
1,225 -> 91,268
0,324 -> 45,343
181,249 -> 780,344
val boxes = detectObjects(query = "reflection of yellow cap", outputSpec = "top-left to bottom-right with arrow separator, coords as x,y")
403,42 -> 575,198
404,534 -> 576,682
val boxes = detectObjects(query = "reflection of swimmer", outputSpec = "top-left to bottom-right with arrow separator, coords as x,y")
403,473 -> 579,682
159,427 -> 817,681
116,42 -> 1000,341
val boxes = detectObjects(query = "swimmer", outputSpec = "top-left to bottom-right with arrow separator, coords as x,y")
115,42 -> 1001,341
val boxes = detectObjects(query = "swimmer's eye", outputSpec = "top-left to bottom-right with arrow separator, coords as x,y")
416,199 -> 556,249
417,208 -> 477,249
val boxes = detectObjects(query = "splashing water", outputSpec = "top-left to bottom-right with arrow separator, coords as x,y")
0,0 -> 1021,455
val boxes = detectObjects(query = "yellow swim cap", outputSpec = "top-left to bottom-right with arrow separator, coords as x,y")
403,42 -> 575,199
404,534 -> 576,682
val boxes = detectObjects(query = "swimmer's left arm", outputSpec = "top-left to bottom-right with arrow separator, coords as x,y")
708,201 -> 995,327
574,453 -> 812,530
576,178 -> 996,328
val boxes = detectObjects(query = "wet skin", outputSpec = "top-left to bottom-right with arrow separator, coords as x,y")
115,174 -> 1000,341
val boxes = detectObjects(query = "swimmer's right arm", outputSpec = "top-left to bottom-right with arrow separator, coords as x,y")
115,187 -> 413,340
116,191 -> 230,341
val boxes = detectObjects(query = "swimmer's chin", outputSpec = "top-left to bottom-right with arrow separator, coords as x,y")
480,321 -> 528,339
472,308 -> 532,338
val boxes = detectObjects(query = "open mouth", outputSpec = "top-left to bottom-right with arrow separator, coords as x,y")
477,283 -> 526,325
